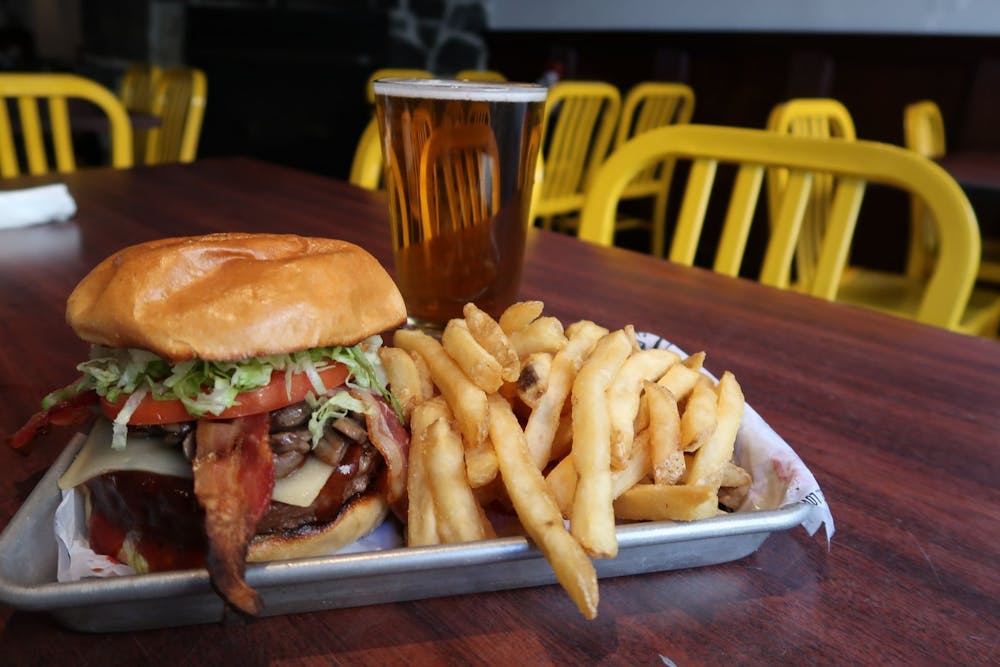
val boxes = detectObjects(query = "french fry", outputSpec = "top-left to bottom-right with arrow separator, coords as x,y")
410,395 -> 452,431
570,329 -> 633,559
656,358 -> 705,401
612,430 -> 652,498
634,359 -> 706,434
524,320 -> 608,469
509,316 -> 567,359
682,351 -> 706,371
442,318 -> 504,393
378,346 -> 425,420
623,324 -> 640,352
720,460 -> 752,488
718,461 -> 753,511
516,352 -> 552,409
644,381 -> 685,484
425,417 -> 491,543
406,397 -> 452,546
607,349 -> 679,469
498,300 -> 544,334
411,351 -> 436,401
686,372 -> 745,489
680,376 -> 718,452
463,303 -> 520,382
549,409 -> 573,462
393,328 -> 497,486
613,484 -> 718,521
547,430 -> 652,518
487,394 -> 599,620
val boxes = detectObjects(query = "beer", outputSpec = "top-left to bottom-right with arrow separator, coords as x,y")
374,78 -> 546,328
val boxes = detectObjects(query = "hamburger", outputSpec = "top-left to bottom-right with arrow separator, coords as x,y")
9,233 -> 410,615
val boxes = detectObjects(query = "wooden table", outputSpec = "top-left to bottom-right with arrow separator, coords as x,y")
1,158 -> 997,664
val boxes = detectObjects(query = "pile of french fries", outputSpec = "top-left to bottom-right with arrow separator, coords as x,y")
379,301 -> 751,620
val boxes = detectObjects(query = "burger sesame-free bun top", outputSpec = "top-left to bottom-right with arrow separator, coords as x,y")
67,233 -> 407,361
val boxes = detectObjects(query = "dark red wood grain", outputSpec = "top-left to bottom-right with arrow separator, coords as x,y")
1,158 -> 997,665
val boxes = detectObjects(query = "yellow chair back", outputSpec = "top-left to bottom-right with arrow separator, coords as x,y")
144,67 -> 207,165
579,124 -> 980,332
900,99 -> 1000,332
349,116 -> 383,190
904,100 -> 946,159
533,80 -> 621,228
766,98 -> 856,286
903,100 -> 947,279
419,123 -> 501,236
0,73 -> 133,178
612,81 -> 695,255
366,68 -> 432,104
455,69 -> 507,82
119,63 -> 161,112
119,63 -> 161,162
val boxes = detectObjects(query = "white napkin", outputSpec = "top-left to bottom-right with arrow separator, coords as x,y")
0,184 -> 77,229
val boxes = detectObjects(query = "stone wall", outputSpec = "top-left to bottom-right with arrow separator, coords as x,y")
379,0 -> 491,74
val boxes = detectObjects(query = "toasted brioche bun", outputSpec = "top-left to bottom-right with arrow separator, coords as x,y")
247,492 -> 389,562
67,233 -> 406,361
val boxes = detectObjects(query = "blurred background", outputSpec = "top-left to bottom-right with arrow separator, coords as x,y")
3,0 -> 999,179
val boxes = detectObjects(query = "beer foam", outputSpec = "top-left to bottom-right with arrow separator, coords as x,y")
373,78 -> 548,103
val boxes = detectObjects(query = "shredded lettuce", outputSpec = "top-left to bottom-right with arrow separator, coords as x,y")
41,376 -> 93,410
112,385 -> 148,450
61,337 -> 401,425
305,391 -> 367,447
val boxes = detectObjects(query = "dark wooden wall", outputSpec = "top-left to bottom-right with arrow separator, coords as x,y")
487,30 -> 1000,271
487,31 -> 1000,149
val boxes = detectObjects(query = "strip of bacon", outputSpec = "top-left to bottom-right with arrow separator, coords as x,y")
7,390 -> 98,450
351,389 -> 409,514
192,413 -> 274,615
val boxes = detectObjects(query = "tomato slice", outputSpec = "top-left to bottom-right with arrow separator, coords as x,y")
100,363 -> 350,425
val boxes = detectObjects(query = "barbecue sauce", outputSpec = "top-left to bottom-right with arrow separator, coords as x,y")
83,443 -> 380,570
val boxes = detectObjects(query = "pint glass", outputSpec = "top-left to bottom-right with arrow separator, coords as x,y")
373,78 -> 547,329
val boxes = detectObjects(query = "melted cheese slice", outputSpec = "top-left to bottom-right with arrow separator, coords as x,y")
58,419 -> 336,508
271,456 -> 336,507
58,419 -> 192,490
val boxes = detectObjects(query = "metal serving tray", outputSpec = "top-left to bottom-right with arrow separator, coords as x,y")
0,433 -> 810,632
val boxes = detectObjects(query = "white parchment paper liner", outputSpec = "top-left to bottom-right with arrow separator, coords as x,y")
636,332 -> 834,540
56,332 -> 833,582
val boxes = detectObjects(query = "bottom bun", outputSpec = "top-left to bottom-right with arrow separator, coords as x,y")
247,492 -> 389,562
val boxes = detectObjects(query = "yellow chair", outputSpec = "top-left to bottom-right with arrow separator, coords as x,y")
419,123 -> 500,235
0,73 -> 133,178
143,67 -> 207,165
903,100 -> 946,280
352,97 -> 436,193
765,98 -> 998,336
119,63 -> 160,161
119,63 -> 161,112
904,99 -> 1000,286
455,69 -> 507,82
533,80 -> 621,229
349,116 -> 383,190
766,98 -> 856,286
366,68 -> 433,105
612,81 -> 695,256
579,124 -> 983,334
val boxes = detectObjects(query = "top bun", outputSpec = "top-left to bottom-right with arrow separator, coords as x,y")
67,233 -> 406,361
